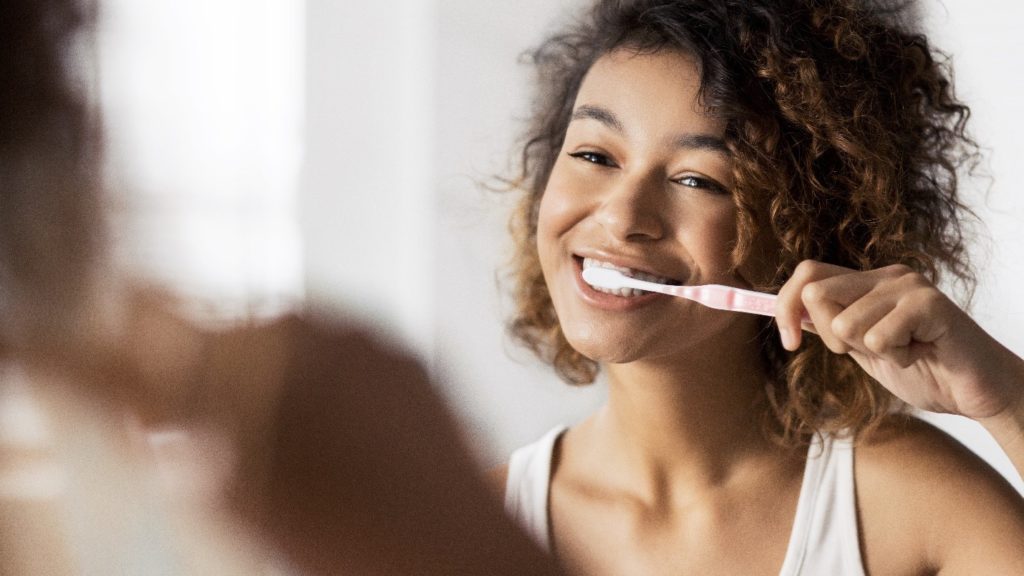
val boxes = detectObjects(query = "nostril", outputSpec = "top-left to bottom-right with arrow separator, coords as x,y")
594,198 -> 665,242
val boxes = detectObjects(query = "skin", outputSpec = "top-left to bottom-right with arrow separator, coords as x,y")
1,0 -> 564,569
4,294 -> 563,576
775,261 -> 1024,479
495,48 -> 1024,575
775,262 -> 1024,574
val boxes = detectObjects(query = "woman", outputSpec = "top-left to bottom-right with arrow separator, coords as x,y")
498,1 -> 1024,574
0,0 -> 561,574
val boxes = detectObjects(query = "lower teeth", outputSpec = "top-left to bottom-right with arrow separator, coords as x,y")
593,287 -> 644,298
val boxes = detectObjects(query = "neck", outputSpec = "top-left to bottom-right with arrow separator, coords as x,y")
591,324 -> 785,493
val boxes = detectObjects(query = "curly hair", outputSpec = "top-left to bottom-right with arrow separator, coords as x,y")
505,0 -> 979,446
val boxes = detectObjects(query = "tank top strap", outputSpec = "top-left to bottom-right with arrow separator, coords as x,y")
778,432 -> 866,576
503,425 -> 566,551
504,427 -> 865,575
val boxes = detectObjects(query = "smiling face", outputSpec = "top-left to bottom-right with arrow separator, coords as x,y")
537,48 -> 761,365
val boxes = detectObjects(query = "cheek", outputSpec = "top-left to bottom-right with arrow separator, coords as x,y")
677,207 -> 740,277
537,167 -> 588,249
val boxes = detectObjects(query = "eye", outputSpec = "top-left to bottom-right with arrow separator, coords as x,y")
568,151 -> 616,167
674,175 -> 729,195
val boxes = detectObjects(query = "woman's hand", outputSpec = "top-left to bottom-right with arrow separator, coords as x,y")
774,260 -> 1024,423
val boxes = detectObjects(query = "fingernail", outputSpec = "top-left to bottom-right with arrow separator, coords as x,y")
780,327 -> 797,351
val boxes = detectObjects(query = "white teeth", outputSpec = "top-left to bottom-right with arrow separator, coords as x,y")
581,257 -> 674,298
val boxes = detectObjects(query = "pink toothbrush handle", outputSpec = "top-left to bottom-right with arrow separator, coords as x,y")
728,288 -> 814,324
729,288 -> 778,317
674,285 -> 813,324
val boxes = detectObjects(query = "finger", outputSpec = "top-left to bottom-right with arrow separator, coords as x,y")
801,282 -> 853,354
801,263 -> 916,308
861,309 -> 914,367
862,291 -> 951,368
779,262 -> 922,352
776,260 -> 856,351
829,287 -> 899,355
800,320 -> 818,336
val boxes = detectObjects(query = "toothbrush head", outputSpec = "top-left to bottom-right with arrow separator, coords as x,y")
582,267 -> 631,290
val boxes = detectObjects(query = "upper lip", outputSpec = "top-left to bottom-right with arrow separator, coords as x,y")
573,249 -> 685,283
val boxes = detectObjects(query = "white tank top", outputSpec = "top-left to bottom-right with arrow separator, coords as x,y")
504,426 -> 866,576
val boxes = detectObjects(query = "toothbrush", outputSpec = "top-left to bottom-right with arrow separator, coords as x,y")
582,267 -> 809,322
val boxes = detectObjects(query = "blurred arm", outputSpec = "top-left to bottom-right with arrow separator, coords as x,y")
225,315 -> 563,576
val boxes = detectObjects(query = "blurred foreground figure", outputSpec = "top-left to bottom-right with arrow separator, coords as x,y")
0,1 -> 561,574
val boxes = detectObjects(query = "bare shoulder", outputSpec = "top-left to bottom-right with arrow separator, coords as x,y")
854,414 -> 1024,575
488,464 -> 510,497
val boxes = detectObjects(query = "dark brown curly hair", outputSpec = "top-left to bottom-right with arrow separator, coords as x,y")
505,0 -> 979,446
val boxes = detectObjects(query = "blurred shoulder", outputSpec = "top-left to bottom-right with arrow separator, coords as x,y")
488,464 -> 510,497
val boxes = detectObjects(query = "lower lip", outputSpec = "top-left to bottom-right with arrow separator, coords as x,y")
572,258 -> 668,311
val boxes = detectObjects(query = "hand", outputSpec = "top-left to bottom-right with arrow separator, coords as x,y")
774,260 -> 1024,422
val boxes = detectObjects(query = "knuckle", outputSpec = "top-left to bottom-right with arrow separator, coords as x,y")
801,281 -> 827,304
793,259 -> 819,280
883,263 -> 914,278
903,271 -> 931,290
862,330 -> 888,355
830,316 -> 858,341
903,284 -> 945,311
920,286 -> 947,308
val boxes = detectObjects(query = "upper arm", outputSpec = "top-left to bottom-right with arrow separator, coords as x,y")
856,416 -> 1024,575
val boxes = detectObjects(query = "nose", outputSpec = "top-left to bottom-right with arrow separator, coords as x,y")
594,173 -> 666,242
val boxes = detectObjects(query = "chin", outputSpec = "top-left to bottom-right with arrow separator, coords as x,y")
562,327 -> 650,365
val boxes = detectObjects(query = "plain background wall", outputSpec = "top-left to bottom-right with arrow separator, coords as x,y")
303,0 -> 1024,492
300,0 -> 435,354
100,0 -> 305,320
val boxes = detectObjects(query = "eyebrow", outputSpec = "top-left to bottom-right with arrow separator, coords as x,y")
674,133 -> 729,154
570,104 -> 730,155
571,104 -> 625,132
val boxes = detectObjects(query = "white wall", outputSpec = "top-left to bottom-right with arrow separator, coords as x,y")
300,0 -> 436,354
914,0 -> 1024,494
99,0 -> 305,321
305,0 -> 1024,491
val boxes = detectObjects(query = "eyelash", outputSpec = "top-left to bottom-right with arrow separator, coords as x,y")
567,151 -> 729,195
675,175 -> 728,195
568,151 -> 615,167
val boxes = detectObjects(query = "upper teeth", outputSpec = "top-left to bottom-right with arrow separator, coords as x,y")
582,258 -> 674,298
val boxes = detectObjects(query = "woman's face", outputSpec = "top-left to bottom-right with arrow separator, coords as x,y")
537,48 -> 759,365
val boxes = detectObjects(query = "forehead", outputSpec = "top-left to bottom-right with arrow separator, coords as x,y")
574,48 -> 724,135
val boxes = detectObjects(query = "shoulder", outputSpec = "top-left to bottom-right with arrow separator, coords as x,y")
854,414 -> 1024,574
488,464 -> 509,497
